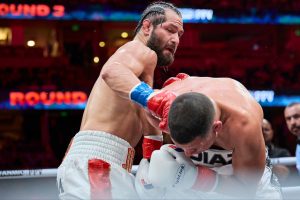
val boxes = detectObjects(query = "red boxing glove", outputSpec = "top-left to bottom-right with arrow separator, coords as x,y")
162,77 -> 180,88
162,73 -> 190,88
176,73 -> 190,80
147,90 -> 177,132
142,135 -> 163,159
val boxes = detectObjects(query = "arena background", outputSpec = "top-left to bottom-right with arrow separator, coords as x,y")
0,0 -> 300,186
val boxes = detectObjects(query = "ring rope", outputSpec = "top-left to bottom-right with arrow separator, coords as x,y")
0,157 -> 296,179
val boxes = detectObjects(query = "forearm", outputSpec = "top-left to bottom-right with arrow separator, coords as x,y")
102,63 -> 176,132
101,63 -> 141,99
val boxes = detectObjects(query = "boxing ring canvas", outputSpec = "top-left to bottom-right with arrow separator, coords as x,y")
0,169 -> 58,199
0,163 -> 300,200
0,177 -> 58,199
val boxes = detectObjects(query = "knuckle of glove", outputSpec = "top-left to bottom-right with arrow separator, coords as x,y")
162,77 -> 180,88
162,73 -> 189,88
161,144 -> 185,158
158,120 -> 168,132
162,144 -> 183,151
176,73 -> 190,80
147,91 -> 176,118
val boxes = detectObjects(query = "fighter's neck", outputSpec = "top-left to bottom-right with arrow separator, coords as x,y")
210,98 -> 221,121
133,33 -> 147,45
210,99 -> 234,149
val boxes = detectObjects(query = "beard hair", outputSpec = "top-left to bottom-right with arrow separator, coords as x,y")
146,30 -> 174,67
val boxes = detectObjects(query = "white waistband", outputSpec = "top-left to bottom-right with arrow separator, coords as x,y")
65,130 -> 135,171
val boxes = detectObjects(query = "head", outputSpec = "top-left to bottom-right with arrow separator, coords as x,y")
168,92 -> 222,156
262,118 -> 274,145
134,1 -> 184,67
284,102 -> 300,137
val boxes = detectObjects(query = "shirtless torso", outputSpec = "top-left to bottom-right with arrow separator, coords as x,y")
79,8 -> 184,147
57,3 -> 184,199
162,77 -> 266,195
80,40 -> 158,147
163,76 -> 264,150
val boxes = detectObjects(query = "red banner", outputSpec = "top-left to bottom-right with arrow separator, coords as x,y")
0,4 -> 64,17
10,91 -> 87,106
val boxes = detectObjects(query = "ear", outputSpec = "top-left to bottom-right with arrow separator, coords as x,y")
212,120 -> 222,134
141,19 -> 152,36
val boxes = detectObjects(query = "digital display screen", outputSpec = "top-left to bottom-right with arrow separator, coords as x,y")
0,90 -> 299,109
0,3 -> 300,24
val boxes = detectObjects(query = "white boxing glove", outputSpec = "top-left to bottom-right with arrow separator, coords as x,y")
148,144 -> 218,192
135,159 -> 165,199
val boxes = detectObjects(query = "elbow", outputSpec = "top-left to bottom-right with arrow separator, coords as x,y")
101,62 -> 121,82
101,67 -> 114,82
101,70 -> 108,82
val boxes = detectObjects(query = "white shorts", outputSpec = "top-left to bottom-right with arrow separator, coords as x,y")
256,166 -> 282,200
57,130 -> 138,199
213,164 -> 282,199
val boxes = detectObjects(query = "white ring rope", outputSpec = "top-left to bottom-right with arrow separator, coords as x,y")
0,162 -> 299,198
0,168 -> 57,179
0,157 -> 296,179
270,157 -> 296,166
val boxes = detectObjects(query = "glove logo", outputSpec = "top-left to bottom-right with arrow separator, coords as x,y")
173,164 -> 185,187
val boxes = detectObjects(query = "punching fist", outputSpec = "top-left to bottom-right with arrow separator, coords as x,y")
163,73 -> 190,88
135,159 -> 165,199
147,91 -> 176,132
129,82 -> 176,132
148,144 -> 218,192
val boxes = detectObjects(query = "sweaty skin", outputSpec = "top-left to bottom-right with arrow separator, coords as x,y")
163,77 -> 265,196
80,9 -> 184,147
57,5 -> 184,200
80,41 -> 157,147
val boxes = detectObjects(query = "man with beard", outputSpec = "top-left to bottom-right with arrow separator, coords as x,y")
57,2 -> 184,199
284,102 -> 300,174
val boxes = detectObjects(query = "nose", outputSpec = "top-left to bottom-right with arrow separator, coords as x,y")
290,117 -> 297,126
170,34 -> 179,47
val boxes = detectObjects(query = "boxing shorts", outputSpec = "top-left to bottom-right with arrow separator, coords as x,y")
57,130 -> 137,199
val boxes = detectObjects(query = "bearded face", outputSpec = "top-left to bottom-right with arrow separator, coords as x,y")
284,105 -> 300,137
146,28 -> 175,67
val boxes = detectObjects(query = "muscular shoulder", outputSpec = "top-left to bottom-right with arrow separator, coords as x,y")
235,115 -> 264,153
229,114 -> 264,156
228,110 -> 261,144
121,41 -> 157,65
233,111 -> 261,131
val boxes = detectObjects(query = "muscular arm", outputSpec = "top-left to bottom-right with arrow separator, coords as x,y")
215,121 -> 266,197
101,42 -> 157,99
